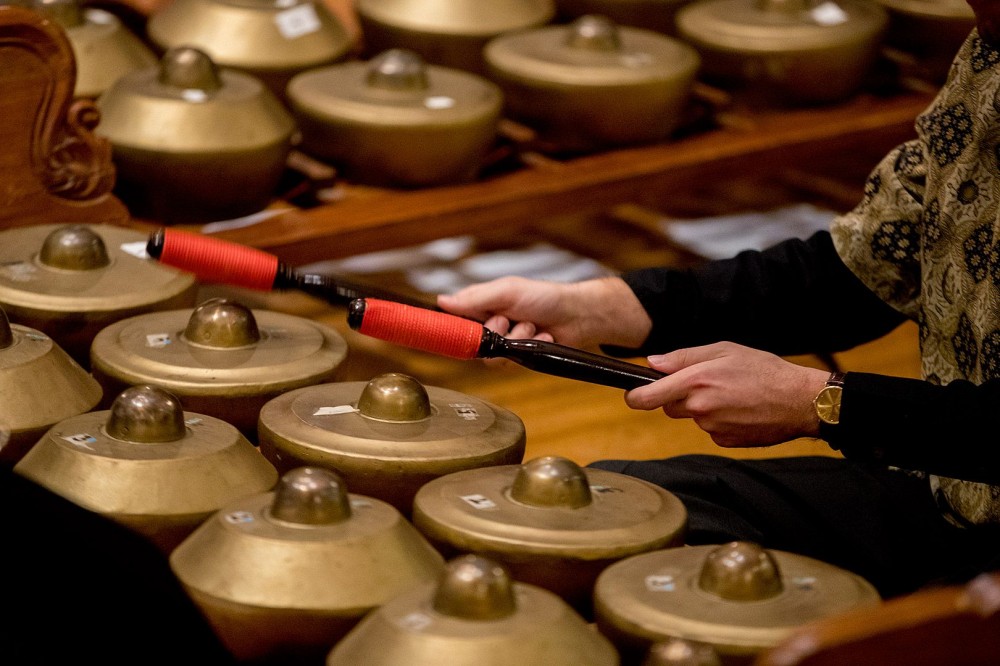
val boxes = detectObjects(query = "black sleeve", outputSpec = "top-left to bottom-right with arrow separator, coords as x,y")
604,230 -> 907,357
832,373 -> 1000,486
602,230 -> 1000,485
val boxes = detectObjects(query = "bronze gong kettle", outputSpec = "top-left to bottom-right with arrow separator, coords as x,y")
14,384 -> 278,553
326,553 -> 621,665
593,541 -> 881,663
0,223 -> 197,367
411,455 -> 688,615
258,372 -> 526,514
0,304 -> 102,466
170,466 -> 446,664
89,297 -> 349,441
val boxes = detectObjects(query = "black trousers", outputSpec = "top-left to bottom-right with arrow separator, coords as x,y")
0,469 -> 236,665
588,454 -> 1000,599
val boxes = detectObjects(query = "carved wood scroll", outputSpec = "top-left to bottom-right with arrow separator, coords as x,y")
0,4 -> 129,229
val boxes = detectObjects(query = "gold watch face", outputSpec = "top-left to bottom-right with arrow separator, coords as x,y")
814,385 -> 843,425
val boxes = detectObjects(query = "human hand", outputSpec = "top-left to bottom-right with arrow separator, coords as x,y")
624,341 -> 831,447
436,275 -> 652,350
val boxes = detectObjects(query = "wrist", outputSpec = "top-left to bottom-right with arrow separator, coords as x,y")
813,371 -> 847,440
577,277 -> 651,349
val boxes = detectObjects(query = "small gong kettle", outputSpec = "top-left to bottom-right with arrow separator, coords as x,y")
593,541 -> 881,663
327,553 -> 620,665
170,466 -> 446,664
0,304 -> 102,466
14,384 -> 279,553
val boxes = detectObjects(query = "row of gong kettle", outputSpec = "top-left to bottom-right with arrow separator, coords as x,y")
0,223 -> 882,664
29,0 -> 965,224
7,382 -> 882,665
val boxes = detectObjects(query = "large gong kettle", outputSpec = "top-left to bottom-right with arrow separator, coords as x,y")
33,0 -> 157,99
146,0 -> 354,98
89,297 -> 349,441
326,553 -> 620,665
593,541 -> 881,664
287,48 -> 503,187
0,224 -> 197,368
14,384 -> 279,553
874,0 -> 975,82
675,0 -> 889,106
411,455 -> 687,615
355,0 -> 556,74
0,305 -> 102,466
258,372 -> 526,514
484,14 -> 701,152
95,47 -> 296,224
170,466 -> 445,665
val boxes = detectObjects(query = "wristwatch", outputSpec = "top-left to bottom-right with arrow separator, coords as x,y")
814,371 -> 846,426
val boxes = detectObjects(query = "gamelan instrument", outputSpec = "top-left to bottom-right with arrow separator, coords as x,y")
326,553 -> 619,665
170,466 -> 445,664
14,384 -> 278,552
89,297 -> 349,439
593,541 -> 881,663
258,372 -> 526,514
411,455 -> 687,615
0,224 -> 197,367
0,304 -> 102,466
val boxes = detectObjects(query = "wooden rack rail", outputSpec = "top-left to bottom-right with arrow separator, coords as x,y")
128,89 -> 934,266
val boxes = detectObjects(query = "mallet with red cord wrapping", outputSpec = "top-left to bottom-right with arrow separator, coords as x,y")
145,228 -> 438,310
348,298 -> 667,390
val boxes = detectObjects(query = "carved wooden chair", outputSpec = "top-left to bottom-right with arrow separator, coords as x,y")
0,3 -> 129,230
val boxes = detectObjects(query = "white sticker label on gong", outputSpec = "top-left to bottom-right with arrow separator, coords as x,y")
274,4 -> 321,39
314,405 -> 358,416
810,1 -> 848,25
225,511 -> 256,525
450,403 -> 480,420
1,262 -> 36,282
119,241 -> 149,259
424,96 -> 455,110
460,494 -> 497,510
146,333 -> 172,348
62,433 -> 97,448
645,575 -> 677,592
792,576 -> 818,591
397,613 -> 432,632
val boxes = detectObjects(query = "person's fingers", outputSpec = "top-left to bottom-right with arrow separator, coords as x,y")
436,292 -> 491,321
483,315 -> 512,336
507,321 -> 537,339
437,279 -> 520,321
624,372 -> 687,413
645,342 -> 734,374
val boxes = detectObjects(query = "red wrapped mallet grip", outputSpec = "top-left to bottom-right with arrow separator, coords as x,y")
353,299 -> 484,360
153,229 -> 279,291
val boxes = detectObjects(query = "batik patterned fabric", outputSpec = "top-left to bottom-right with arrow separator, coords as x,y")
831,29 -> 1000,526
